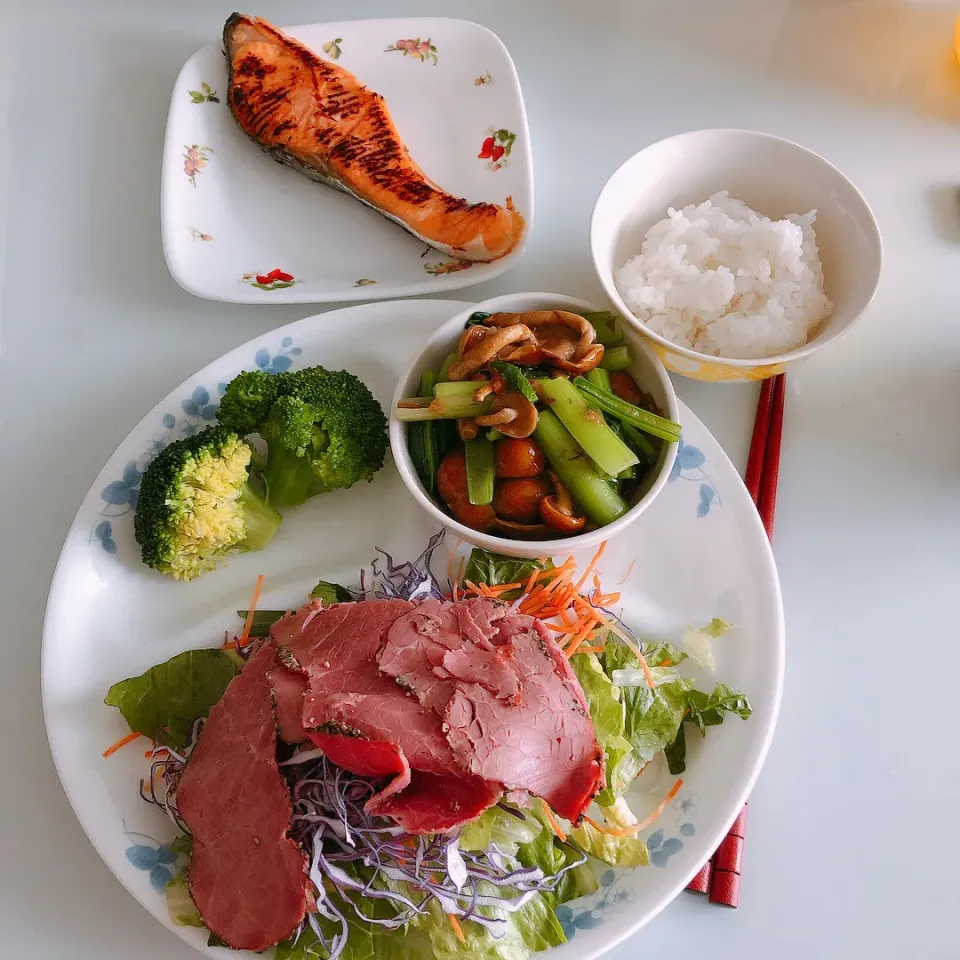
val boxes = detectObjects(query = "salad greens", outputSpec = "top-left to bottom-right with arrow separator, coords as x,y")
103,649 -> 238,749
107,540 -> 752,960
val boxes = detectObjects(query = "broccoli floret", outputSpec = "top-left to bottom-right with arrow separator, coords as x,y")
215,370 -> 279,435
217,366 -> 388,507
133,426 -> 282,581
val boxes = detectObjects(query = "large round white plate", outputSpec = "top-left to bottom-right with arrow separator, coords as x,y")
42,299 -> 783,960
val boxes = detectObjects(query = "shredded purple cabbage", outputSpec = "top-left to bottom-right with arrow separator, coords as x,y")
138,718 -> 203,831
286,754 -> 584,957
363,530 -> 447,602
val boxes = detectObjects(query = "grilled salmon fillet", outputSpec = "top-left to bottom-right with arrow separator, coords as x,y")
223,14 -> 525,262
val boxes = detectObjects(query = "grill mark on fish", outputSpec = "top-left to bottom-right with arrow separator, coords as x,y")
222,13 -> 525,261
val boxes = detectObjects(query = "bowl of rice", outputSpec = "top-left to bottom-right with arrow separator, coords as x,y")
590,129 -> 882,382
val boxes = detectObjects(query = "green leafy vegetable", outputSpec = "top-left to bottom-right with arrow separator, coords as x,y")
598,345 -> 632,371
518,808 -> 598,904
460,805 -> 542,854
567,818 -> 649,867
234,609 -> 282,638
416,893 -> 566,960
310,580 -> 354,604
464,310 -> 492,327
600,638 -> 751,776
169,834 -> 193,856
166,872 -> 204,927
104,649 -> 238,749
569,652 -> 638,805
462,549 -> 553,596
490,361 -> 538,403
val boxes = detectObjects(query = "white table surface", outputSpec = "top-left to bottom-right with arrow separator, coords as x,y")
3,1 -> 959,957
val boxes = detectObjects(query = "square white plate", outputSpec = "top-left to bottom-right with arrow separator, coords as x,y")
161,17 -> 533,303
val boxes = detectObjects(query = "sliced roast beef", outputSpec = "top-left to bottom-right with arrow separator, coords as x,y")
273,599 -> 503,830
378,599 -> 604,822
377,598 -> 521,711
269,665 -> 308,744
175,643 -> 308,951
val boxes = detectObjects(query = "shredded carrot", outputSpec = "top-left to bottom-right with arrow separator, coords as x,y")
540,800 -> 568,842
576,644 -> 607,655
572,541 -> 607,594
617,559 -> 636,586
522,568 -> 540,598
448,914 -> 465,943
565,617 -> 601,657
593,591 -> 621,607
558,607 -> 575,626
483,581 -> 524,595
239,574 -> 265,647
102,731 -> 142,758
145,746 -> 169,759
593,574 -> 602,594
582,779 -> 683,837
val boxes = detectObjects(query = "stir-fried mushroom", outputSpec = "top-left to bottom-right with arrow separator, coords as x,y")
547,343 -> 606,375
491,518 -> 553,539
475,407 -> 518,427
485,310 -> 600,362
487,388 -> 538,439
540,471 -> 586,534
448,324 -> 532,380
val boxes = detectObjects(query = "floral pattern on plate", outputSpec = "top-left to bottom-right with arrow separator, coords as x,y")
183,145 -> 212,186
189,227 -> 213,242
90,339 -> 302,552
242,268 -> 296,291
187,82 -> 219,104
668,437 -> 722,518
123,824 -> 184,893
478,128 -> 516,170
354,278 -> 376,287
474,72 -> 493,86
322,38 -> 343,59
424,260 -> 472,276
384,37 -> 438,64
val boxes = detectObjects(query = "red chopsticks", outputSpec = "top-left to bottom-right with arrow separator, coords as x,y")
686,373 -> 786,906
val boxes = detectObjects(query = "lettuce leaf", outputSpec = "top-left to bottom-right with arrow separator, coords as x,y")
566,818 -> 649,867
517,816 -> 598,904
460,805 -> 542,854
569,652 -> 638,805
165,872 -> 203,928
104,649 -> 238,749
416,892 -> 565,960
600,636 -> 751,777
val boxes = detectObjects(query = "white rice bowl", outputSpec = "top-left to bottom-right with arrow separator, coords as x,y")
615,191 -> 832,359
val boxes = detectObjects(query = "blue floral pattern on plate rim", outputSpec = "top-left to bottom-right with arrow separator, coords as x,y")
90,338 -> 303,552
556,789 -> 698,937
668,437 -> 722,518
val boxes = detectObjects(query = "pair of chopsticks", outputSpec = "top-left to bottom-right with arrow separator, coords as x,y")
686,373 -> 785,906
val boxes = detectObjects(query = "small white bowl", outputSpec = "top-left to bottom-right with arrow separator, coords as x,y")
590,129 -> 883,383
390,292 -> 679,558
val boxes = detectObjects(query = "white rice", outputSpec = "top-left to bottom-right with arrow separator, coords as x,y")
615,191 -> 832,359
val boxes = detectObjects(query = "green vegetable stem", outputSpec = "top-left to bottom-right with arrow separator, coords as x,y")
410,370 -> 454,496
575,377 -> 681,443
585,367 -> 613,393
598,345 -> 632,372
465,436 -> 495,506
581,311 -> 624,347
394,394 -> 493,421
533,409 -> 628,526
537,377 -> 639,478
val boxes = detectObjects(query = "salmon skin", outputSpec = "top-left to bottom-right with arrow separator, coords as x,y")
223,14 -> 525,262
